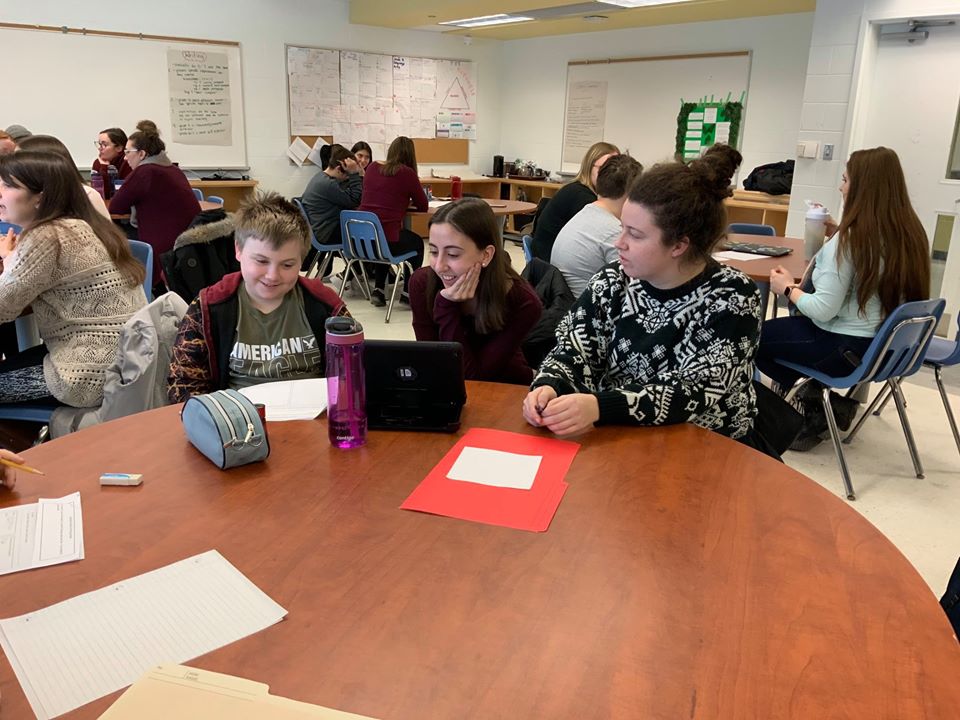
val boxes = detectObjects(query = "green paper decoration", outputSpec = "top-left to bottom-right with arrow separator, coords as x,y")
675,100 -> 743,161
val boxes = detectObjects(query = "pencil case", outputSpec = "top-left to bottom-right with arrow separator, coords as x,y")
181,389 -> 270,469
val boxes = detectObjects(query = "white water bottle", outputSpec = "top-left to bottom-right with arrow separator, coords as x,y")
803,203 -> 830,260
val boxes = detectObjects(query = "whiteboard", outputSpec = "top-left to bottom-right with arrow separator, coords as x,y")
0,25 -> 247,169
562,52 -> 751,172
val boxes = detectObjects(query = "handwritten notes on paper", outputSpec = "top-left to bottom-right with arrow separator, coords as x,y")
0,492 -> 84,576
0,550 -> 287,720
167,50 -> 232,146
562,81 -> 608,166
287,47 -> 477,146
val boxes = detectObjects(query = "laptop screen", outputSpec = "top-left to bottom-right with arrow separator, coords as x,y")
363,340 -> 467,432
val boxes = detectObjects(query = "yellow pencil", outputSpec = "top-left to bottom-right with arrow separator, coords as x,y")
0,457 -> 45,476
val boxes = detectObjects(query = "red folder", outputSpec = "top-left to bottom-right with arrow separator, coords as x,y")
400,428 -> 579,532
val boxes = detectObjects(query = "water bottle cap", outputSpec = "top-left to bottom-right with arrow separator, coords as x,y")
325,316 -> 364,344
805,205 -> 829,220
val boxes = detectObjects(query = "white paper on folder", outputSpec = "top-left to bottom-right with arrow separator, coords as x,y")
0,549 -> 287,720
428,200 -> 451,209
446,447 -> 542,490
0,492 -> 84,576
713,250 -> 763,262
239,378 -> 328,421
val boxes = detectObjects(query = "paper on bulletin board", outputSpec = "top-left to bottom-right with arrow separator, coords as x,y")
703,106 -> 718,124
562,80 -> 608,169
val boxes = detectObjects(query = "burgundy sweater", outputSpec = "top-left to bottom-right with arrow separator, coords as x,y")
109,163 -> 201,285
358,163 -> 428,242
409,267 -> 543,385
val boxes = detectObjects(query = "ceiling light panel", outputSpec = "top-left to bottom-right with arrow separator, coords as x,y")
439,14 -> 535,28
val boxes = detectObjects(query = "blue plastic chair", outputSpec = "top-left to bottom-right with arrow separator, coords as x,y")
728,223 -> 776,236
192,188 -> 204,202
521,234 -> 534,263
922,317 -> 960,455
292,197 -> 344,281
339,210 -> 417,323
206,195 -> 225,205
728,223 -> 778,317
128,240 -> 154,302
777,298 -> 945,500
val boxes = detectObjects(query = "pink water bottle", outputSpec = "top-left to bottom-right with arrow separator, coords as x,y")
450,176 -> 463,200
325,317 -> 366,449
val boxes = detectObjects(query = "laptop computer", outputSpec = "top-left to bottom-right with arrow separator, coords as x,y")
721,241 -> 793,257
364,340 -> 466,432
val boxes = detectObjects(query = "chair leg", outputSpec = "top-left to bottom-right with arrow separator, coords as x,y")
315,253 -> 333,280
889,379 -> 924,479
843,383 -> 887,445
338,260 -> 354,298
934,365 -> 960,455
821,386 -> 857,500
872,384 -> 895,416
384,265 -> 403,323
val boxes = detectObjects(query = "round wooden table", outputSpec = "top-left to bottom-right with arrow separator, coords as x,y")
2,382 -> 959,718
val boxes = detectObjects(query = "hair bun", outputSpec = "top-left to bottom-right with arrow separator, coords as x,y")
136,119 -> 160,135
691,144 -> 742,200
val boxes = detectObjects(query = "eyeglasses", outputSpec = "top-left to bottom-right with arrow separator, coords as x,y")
123,148 -> 141,155
94,141 -> 114,149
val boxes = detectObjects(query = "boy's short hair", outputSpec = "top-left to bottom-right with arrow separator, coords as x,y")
596,154 -> 643,200
326,144 -> 356,170
234,192 -> 311,258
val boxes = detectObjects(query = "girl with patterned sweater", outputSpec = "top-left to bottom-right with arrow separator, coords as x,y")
523,144 -> 765,448
0,152 -> 147,407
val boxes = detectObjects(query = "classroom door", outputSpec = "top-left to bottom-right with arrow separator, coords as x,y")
859,21 -> 960,328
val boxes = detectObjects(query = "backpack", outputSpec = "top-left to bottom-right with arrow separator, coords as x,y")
743,160 -> 795,195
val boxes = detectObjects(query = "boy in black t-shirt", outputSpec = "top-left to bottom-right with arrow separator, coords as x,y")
167,192 -> 350,403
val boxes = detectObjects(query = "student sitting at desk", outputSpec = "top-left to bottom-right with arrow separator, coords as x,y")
358,136 -> 428,307
109,125 -> 201,292
0,151 -> 147,408
18,134 -> 110,219
550,154 -> 642,298
523,144 -> 766,449
530,141 -> 619,263
351,141 -> 373,170
410,198 -> 542,385
167,193 -> 350,403
92,127 -> 131,200
755,147 -> 930,447
300,144 -> 363,273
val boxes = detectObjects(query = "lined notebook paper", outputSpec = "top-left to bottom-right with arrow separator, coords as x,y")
0,550 -> 287,720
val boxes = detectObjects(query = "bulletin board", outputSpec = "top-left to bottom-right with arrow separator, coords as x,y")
675,98 -> 744,160
562,51 -> 751,172
0,22 -> 248,169
286,46 -> 477,163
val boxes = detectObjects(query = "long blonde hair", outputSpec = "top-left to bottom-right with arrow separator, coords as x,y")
573,141 -> 620,192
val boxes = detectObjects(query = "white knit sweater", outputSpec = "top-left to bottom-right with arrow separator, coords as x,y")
0,219 -> 147,407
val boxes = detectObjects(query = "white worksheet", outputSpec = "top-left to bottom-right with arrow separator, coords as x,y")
446,447 -> 542,490
0,492 -> 84,576
0,549 -> 287,720
240,378 -> 328,421
713,251 -> 764,262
